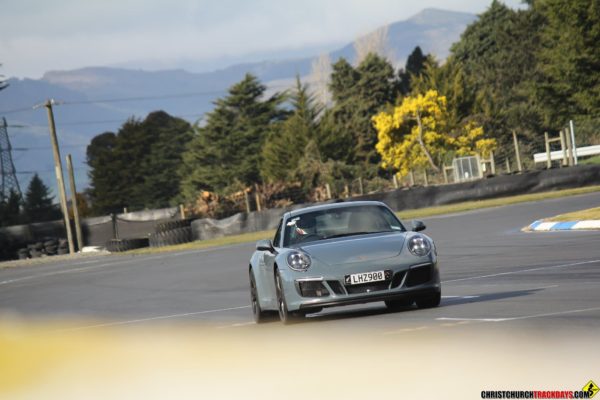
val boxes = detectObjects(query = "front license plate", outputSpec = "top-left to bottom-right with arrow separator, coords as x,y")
345,270 -> 386,285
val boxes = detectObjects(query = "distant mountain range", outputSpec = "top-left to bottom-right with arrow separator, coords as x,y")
0,8 -> 476,195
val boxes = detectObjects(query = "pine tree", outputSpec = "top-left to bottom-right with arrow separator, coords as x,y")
87,112 -> 192,214
180,74 -> 285,198
398,46 -> 428,95
87,132 -> 120,214
321,54 -> 397,166
261,76 -> 322,182
139,111 -> 192,208
535,0 -> 600,127
450,1 -> 543,146
0,190 -> 22,226
329,58 -> 359,104
23,174 -> 60,223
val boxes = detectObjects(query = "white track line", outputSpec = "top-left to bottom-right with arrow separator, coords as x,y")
52,305 -> 251,333
0,248 -> 230,286
443,259 -> 600,283
436,306 -> 600,323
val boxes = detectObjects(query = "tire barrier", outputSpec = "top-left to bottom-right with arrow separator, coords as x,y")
14,237 -> 69,260
105,237 -> 150,253
149,226 -> 193,248
154,218 -> 194,234
191,165 -> 600,240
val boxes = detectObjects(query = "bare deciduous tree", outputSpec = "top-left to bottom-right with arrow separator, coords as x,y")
307,53 -> 332,108
353,25 -> 394,65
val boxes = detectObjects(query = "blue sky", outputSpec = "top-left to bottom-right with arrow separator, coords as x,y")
1,0 -> 524,79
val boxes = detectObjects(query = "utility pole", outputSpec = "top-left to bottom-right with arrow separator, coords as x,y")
43,99 -> 75,254
66,154 -> 83,252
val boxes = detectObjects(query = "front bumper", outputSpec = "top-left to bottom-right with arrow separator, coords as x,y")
281,261 -> 441,312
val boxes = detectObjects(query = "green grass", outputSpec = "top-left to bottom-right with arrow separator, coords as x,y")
546,206 -> 600,222
580,155 -> 600,165
123,185 -> 600,255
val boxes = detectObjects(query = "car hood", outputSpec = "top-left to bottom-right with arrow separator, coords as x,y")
299,233 -> 405,265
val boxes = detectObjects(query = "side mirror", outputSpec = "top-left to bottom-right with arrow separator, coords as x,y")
256,239 -> 275,253
411,220 -> 426,232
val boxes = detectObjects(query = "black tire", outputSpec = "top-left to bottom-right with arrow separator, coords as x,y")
275,270 -> 302,325
385,298 -> 414,311
249,269 -> 276,323
105,237 -> 150,253
44,239 -> 57,247
149,227 -> 192,248
30,250 -> 42,258
154,219 -> 193,234
415,291 -> 441,309
17,249 -> 29,260
33,242 -> 43,251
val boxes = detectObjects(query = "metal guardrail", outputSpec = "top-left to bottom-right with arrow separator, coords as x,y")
534,145 -> 600,163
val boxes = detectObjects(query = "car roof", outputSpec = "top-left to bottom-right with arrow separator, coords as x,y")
285,200 -> 389,219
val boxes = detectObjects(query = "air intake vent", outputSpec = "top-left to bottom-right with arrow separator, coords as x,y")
390,271 -> 407,288
326,280 -> 346,295
406,264 -> 433,287
298,281 -> 330,297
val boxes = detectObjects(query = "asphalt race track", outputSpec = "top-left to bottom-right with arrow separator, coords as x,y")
1,192 -> 600,334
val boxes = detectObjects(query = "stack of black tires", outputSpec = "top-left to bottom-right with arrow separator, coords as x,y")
149,219 -> 194,248
17,238 -> 69,259
105,237 -> 150,252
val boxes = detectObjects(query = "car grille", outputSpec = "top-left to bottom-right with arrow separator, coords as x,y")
406,264 -> 433,287
390,271 -> 407,288
345,281 -> 390,294
326,280 -> 346,295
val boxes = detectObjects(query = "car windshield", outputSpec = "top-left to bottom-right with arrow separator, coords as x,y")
283,205 -> 404,247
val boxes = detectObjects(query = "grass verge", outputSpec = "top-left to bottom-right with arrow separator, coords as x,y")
546,206 -> 600,222
580,155 -> 600,165
123,185 -> 600,255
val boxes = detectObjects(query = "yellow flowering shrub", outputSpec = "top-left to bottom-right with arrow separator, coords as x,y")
373,90 -> 496,177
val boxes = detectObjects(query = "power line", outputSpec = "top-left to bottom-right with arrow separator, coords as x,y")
0,105 -> 35,115
0,82 -> 293,115
12,144 -> 88,151
7,112 -> 206,129
60,90 -> 227,106
17,169 -> 56,174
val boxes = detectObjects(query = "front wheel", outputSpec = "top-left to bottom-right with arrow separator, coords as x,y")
415,291 -> 441,309
275,271 -> 302,325
250,270 -> 274,323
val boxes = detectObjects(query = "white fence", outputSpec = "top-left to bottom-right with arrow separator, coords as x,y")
533,145 -> 600,163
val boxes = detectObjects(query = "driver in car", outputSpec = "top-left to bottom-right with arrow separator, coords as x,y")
295,214 -> 316,237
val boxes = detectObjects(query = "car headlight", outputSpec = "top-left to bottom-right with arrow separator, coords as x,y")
287,251 -> 311,271
407,235 -> 431,257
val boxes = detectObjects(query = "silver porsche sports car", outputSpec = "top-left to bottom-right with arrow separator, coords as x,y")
248,201 -> 441,324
